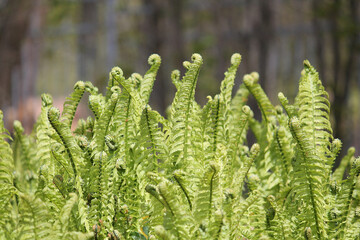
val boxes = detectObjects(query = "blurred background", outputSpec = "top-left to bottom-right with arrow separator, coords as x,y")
0,0 -> 359,160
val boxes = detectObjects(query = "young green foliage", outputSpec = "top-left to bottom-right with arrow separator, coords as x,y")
0,54 -> 359,240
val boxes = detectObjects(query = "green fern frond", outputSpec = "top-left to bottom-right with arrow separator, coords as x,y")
243,72 -> 275,122
207,209 -> 224,239
61,81 -> 86,128
113,69 -> 144,124
266,195 -> 293,240
48,107 -> 83,178
157,180 -> 191,239
88,94 -> 104,121
274,126 -> 294,185
59,192 -> 78,233
193,162 -> 219,227
231,190 -> 260,239
93,88 -> 120,152
36,94 -> 55,177
140,54 -> 161,104
171,70 -> 181,90
153,225 -> 176,240
289,117 -> 327,239
228,105 -> 251,172
329,157 -> 360,238
278,92 -> 297,119
138,105 -> 168,173
173,169 -> 193,211
169,53 -> 203,168
297,60 -> 333,173
17,193 -> 52,239
333,147 -> 355,182
88,151 -> 106,224
230,83 -> 250,118
220,53 -> 242,108
0,110 -> 15,231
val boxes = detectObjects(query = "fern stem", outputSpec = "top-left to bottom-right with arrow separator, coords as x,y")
173,172 -> 192,211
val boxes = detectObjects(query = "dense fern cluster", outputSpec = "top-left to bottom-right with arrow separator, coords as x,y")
0,53 -> 359,239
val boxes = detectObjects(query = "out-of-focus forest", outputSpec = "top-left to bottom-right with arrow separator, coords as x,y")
0,0 -> 359,160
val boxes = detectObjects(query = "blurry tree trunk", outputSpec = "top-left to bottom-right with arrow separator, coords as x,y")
256,0 -> 275,94
169,0 -> 184,70
312,0 -> 325,84
0,0 -> 45,132
331,0 -> 343,141
0,0 -> 35,111
105,0 -> 118,71
78,0 -> 98,83
346,0 -> 360,156
212,0 -> 227,81
325,0 -> 360,166
19,0 -> 46,131
335,0 -> 359,161
142,0 -> 166,114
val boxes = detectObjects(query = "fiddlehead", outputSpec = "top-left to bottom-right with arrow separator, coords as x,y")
61,81 -> 86,128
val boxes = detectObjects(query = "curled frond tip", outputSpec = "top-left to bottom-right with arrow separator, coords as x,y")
74,81 -> 86,90
41,93 -> 53,107
148,54 -> 161,65
250,72 -> 259,82
250,143 -> 260,157
191,53 -> 202,62
13,120 -> 24,132
241,105 -> 251,115
290,117 -> 300,129
243,74 -> 254,86
183,61 -> 191,69
231,53 -> 242,65
111,86 -> 121,94
110,67 -> 123,79
48,107 -> 61,122
171,70 -> 180,81
303,60 -> 311,70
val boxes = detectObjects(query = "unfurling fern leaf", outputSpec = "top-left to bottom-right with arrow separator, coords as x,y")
168,53 -> 203,169
61,81 -> 86,128
140,54 -> 161,105
243,72 -> 276,122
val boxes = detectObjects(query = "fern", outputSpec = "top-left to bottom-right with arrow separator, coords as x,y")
61,81 -> 86,128
0,53 -> 359,240
168,53 -> 203,169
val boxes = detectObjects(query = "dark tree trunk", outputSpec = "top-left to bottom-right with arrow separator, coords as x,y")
312,0 -> 325,84
212,0 -> 227,81
78,0 -> 98,83
142,0 -> 166,114
105,0 -> 118,71
0,0 -> 36,111
256,0 -> 275,93
0,0 -> 45,132
169,0 -> 184,70
331,0 -> 343,140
